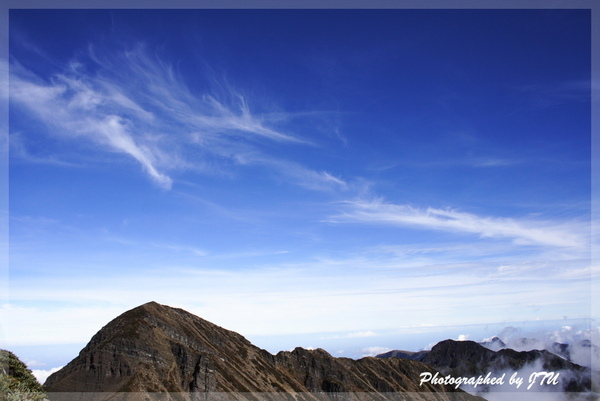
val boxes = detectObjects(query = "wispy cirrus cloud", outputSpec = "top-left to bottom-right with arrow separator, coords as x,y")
6,236 -> 591,348
329,199 -> 588,249
9,42 -> 337,190
321,331 -> 377,340
258,158 -> 348,191
10,59 -> 174,188
10,132 -> 79,167
513,78 -> 592,109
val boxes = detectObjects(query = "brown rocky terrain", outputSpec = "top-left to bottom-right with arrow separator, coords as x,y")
44,302 -> 485,401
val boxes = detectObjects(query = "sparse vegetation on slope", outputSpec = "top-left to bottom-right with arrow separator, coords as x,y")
0,349 -> 46,401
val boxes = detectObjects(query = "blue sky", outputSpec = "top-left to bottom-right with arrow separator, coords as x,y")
3,7 -> 596,376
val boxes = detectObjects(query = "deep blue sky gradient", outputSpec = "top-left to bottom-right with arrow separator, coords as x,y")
5,8 -> 594,373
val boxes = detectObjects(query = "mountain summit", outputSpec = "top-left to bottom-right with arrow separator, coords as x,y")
44,302 -> 483,400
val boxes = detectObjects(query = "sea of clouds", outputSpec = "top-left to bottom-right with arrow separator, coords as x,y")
481,325 -> 599,369
468,325 -> 599,401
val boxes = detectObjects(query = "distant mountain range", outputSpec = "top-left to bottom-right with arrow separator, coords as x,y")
480,335 -> 598,368
377,338 -> 595,395
43,302 -> 484,401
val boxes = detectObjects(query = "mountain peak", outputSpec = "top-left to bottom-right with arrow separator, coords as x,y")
136,300 -> 162,311
44,302 -> 484,400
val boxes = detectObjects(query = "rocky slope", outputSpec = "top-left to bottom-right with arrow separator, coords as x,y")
44,302 -> 484,401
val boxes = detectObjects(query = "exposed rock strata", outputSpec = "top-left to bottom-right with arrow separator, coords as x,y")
44,302 -> 484,401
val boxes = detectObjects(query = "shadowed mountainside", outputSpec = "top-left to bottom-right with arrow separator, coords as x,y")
378,339 -> 593,394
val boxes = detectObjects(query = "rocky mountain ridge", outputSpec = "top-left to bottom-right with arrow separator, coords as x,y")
44,302 -> 484,401
377,339 -> 594,394
480,335 -> 598,369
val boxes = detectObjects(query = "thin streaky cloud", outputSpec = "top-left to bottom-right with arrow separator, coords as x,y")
10,68 -> 174,189
214,150 -> 348,192
321,331 -> 377,340
0,59 -> 8,101
93,43 -> 306,144
330,199 -> 588,249
467,157 -> 520,168
6,242 -> 591,344
513,78 -> 592,106
282,164 -> 348,192
90,115 -> 173,189
9,132 -> 79,167
150,242 -> 207,257
9,42 -> 316,189
409,157 -> 522,169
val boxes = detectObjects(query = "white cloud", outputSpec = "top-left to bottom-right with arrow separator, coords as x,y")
2,303 -> 128,346
321,331 -> 377,340
267,160 -> 347,192
31,366 -> 62,386
6,253 -> 590,348
10,70 -> 173,189
348,330 -> 377,338
150,242 -> 207,257
331,199 -> 588,249
487,325 -> 600,370
361,346 -> 391,357
24,360 -> 45,368
514,79 -> 592,109
555,265 -> 600,280
10,43 -> 340,191
91,115 -> 173,189
468,157 -> 517,167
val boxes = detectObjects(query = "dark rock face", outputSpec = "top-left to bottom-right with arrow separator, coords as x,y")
424,340 -> 570,373
375,350 -> 428,362
378,339 -> 593,394
44,302 -> 484,401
